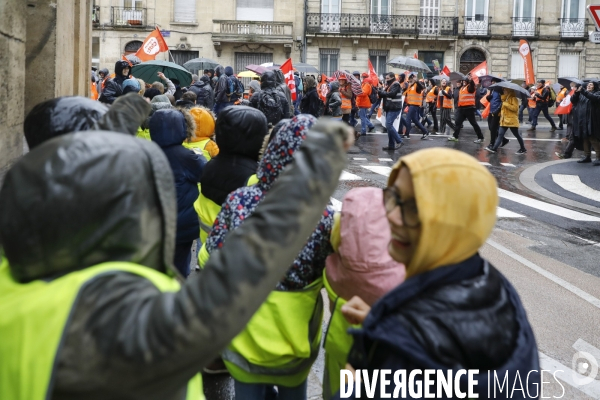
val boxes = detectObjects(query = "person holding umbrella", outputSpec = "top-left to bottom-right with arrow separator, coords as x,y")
485,88 -> 527,155
528,79 -> 558,132
403,74 -> 430,140
378,72 -> 404,151
339,76 -> 354,126
485,78 -> 508,149
448,75 -> 485,143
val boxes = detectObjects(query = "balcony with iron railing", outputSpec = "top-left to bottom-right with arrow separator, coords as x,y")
463,16 -> 491,37
306,14 -> 458,37
92,5 -> 100,26
110,7 -> 146,28
212,20 -> 294,43
512,17 -> 540,38
559,18 -> 587,40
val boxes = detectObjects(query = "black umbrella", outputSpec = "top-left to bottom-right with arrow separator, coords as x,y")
488,81 -> 531,97
294,62 -> 319,74
125,54 -> 142,66
582,77 -> 600,84
558,77 -> 583,87
479,74 -> 505,88
182,57 -> 220,73
449,71 -> 466,81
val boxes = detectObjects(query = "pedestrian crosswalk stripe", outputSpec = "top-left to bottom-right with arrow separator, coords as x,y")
378,158 -> 393,162
498,188 -> 600,222
497,207 -> 525,218
479,161 -> 492,166
339,171 -> 363,180
552,174 -> 600,203
501,163 -> 516,167
361,165 -> 392,176
353,157 -> 367,161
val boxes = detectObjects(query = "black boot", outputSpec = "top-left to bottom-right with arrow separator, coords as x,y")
577,156 -> 592,163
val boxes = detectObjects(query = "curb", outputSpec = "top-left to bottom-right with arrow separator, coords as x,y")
519,159 -> 600,216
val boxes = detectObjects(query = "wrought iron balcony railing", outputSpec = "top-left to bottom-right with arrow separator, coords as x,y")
559,18 -> 587,39
512,17 -> 540,38
110,7 -> 146,27
214,20 -> 293,36
306,13 -> 458,36
92,5 -> 100,26
463,16 -> 491,37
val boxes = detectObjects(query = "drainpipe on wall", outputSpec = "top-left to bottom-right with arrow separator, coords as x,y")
454,0 -> 459,69
302,0 -> 308,63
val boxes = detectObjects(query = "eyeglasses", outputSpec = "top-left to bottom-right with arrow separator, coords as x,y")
382,187 -> 420,228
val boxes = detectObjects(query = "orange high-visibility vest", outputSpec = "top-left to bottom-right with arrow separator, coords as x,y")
458,86 -> 475,107
341,86 -> 352,110
90,82 -> 99,100
528,96 -> 536,108
535,88 -> 545,103
556,88 -> 567,103
406,83 -> 423,106
438,88 -> 453,109
426,87 -> 437,103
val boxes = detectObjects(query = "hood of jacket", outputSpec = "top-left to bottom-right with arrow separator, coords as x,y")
224,66 -> 234,76
214,106 -> 267,160
199,75 -> 211,85
260,71 -> 278,90
326,187 -> 406,306
0,131 -> 179,283
256,115 -> 317,189
99,68 -> 109,78
23,96 -> 109,149
113,60 -> 130,84
189,107 -> 215,141
248,80 -> 261,93
273,69 -> 285,85
215,65 -> 224,77
388,148 -> 497,278
329,81 -> 340,92
149,108 -> 195,147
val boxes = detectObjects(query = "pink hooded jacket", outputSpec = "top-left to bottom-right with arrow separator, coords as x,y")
325,187 -> 406,306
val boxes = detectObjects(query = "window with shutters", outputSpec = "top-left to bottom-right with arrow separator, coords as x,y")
510,50 -> 525,80
369,50 -> 388,77
320,49 -> 339,77
419,0 -> 440,35
560,0 -> 585,37
237,0 -> 274,22
371,0 -> 390,15
558,52 -> 579,77
173,0 -> 196,23
464,0 -> 489,35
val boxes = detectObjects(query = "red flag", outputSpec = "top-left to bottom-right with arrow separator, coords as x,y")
442,66 -> 451,76
281,58 -> 296,101
135,28 -> 169,62
413,52 -> 418,59
367,60 -> 378,85
122,54 -> 133,67
469,61 -> 487,85
555,89 -> 574,115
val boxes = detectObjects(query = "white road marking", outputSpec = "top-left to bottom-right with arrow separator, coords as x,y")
487,239 -> 600,309
501,163 -> 516,167
573,339 -> 600,369
361,165 -> 392,176
539,352 -> 600,398
378,158 -> 393,162
353,157 -> 367,161
573,235 -> 600,248
552,174 -> 600,202
479,161 -> 492,166
329,197 -> 342,211
339,171 -> 363,181
497,207 -> 525,218
498,188 -> 600,222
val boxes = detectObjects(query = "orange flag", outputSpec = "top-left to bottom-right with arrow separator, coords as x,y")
135,28 -> 169,62
281,58 -> 296,101
367,60 -> 378,85
519,39 -> 535,85
469,61 -> 487,85
413,52 -> 418,59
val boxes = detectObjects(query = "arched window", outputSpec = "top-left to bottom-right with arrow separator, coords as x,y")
124,40 -> 143,55
459,48 -> 486,75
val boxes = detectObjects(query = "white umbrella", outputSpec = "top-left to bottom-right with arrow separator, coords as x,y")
387,56 -> 432,73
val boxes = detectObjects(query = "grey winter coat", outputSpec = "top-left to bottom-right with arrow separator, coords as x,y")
188,75 -> 214,109
327,81 -> 343,117
0,120 -> 347,400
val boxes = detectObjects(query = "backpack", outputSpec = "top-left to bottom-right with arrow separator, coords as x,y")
548,87 -> 556,102
225,76 -> 235,96
258,90 -> 283,124
369,85 -> 378,104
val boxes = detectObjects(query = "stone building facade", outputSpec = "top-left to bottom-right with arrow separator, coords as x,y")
92,0 -> 304,78
0,0 -> 93,180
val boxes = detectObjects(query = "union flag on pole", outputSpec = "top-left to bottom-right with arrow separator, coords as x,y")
135,28 -> 169,62
281,58 -> 296,101
554,89 -> 574,115
442,66 -> 451,76
469,61 -> 487,85
368,60 -> 378,85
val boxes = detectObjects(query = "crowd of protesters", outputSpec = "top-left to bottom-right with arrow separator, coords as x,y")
9,56 -> 600,400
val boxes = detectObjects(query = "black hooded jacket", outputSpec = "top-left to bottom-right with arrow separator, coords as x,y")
249,71 -> 291,124
571,83 -> 600,140
201,106 -> 268,206
99,60 -> 130,104
0,123 -> 347,399
188,75 -> 214,109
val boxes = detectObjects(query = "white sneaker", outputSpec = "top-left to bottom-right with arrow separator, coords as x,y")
473,138 -> 484,144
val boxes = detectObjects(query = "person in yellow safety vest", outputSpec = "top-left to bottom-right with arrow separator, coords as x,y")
199,115 -> 334,399
425,82 -> 439,133
556,85 -> 568,130
196,106 -> 266,246
184,107 -> 219,160
437,78 -> 456,135
321,187 -> 406,400
448,74 -> 485,143
404,73 -> 430,140
339,77 -> 353,126
0,120 -> 349,400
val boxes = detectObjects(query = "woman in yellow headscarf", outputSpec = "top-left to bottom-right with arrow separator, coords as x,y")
336,147 -> 539,399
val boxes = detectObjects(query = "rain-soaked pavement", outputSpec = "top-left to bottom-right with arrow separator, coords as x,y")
202,112 -> 600,400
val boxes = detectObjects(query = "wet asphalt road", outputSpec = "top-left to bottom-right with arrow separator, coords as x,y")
202,113 -> 600,400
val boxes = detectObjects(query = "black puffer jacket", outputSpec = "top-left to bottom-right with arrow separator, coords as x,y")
250,71 -> 291,124
99,60 -> 130,104
0,122 -> 347,399
341,253 -> 540,399
214,65 -> 230,104
378,78 -> 403,112
201,106 -> 268,206
571,84 -> 600,140
188,75 -> 214,109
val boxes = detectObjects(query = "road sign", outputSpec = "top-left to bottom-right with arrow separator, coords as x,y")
588,5 -> 600,30
590,31 -> 600,43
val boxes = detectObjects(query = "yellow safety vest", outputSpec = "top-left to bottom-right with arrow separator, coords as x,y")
0,257 -> 204,400
183,138 -> 212,162
136,127 -> 151,141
